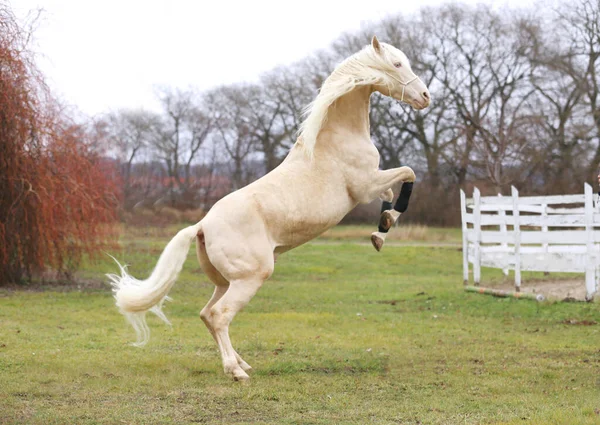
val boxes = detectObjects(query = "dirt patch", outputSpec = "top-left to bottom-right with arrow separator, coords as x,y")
561,319 -> 597,326
488,278 -> 590,302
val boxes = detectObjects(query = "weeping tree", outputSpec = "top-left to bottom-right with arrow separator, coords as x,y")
0,3 -> 120,284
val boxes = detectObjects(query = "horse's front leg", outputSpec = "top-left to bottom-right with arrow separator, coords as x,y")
368,167 -> 415,252
375,188 -> 395,237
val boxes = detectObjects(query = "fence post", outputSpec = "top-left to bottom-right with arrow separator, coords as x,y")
541,202 -> 548,255
542,202 -> 550,276
498,193 -> 509,276
584,183 -> 596,300
473,187 -> 481,286
460,189 -> 469,285
511,186 -> 521,292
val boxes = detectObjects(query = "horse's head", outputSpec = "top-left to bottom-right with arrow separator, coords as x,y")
298,37 -> 431,156
368,36 -> 430,110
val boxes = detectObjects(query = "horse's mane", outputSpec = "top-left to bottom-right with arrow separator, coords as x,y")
298,43 -> 396,157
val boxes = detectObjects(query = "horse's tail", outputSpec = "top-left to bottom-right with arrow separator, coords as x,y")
107,221 -> 203,346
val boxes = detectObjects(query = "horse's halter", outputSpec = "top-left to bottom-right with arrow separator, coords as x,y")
354,56 -> 420,103
383,71 -> 419,102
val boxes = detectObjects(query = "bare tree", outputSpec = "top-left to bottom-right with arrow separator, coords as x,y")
520,13 -> 591,192
471,10 -> 537,191
150,87 -> 213,205
102,109 -> 155,208
555,0 -> 600,178
208,85 -> 258,190
246,81 -> 290,172
372,13 -> 461,186
369,97 -> 415,169
418,5 -> 538,191
257,66 -> 315,169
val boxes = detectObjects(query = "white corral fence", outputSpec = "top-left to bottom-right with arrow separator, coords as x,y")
461,183 -> 600,301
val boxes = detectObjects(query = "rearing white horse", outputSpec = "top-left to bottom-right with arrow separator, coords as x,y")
108,36 -> 430,381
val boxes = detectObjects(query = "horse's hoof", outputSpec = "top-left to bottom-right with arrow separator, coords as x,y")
225,362 -> 250,382
378,210 -> 394,232
371,234 -> 384,252
233,371 -> 250,382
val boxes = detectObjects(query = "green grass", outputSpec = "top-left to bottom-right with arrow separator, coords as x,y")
1,225 -> 599,424
319,223 -> 462,243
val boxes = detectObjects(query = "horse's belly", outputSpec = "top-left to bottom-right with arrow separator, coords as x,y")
271,196 -> 356,251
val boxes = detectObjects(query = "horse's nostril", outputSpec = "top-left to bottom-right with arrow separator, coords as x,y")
422,91 -> 430,100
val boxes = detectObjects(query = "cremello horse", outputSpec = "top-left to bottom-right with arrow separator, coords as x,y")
108,36 -> 430,381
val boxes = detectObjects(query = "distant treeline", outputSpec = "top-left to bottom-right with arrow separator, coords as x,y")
94,0 -> 600,226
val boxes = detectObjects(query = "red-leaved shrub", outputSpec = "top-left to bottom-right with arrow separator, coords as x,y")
0,4 -> 120,283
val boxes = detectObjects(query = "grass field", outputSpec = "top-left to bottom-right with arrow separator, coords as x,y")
1,225 -> 599,424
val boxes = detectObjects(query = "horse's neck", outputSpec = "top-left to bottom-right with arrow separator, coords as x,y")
321,85 -> 372,144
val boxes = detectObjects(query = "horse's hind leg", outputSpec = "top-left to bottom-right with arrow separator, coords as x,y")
204,244 -> 274,380
208,276 -> 267,381
196,236 -> 252,372
199,216 -> 274,381
200,286 -> 253,372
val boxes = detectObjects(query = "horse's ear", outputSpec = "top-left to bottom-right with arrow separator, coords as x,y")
371,36 -> 382,54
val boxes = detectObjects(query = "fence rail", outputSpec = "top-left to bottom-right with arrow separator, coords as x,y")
460,183 -> 599,300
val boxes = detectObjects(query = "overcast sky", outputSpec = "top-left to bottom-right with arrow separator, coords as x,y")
13,0 -> 539,116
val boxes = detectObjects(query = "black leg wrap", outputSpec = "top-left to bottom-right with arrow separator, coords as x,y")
394,182 -> 413,213
380,201 -> 393,213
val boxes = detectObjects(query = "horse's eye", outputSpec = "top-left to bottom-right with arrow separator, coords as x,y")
394,62 -> 402,68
